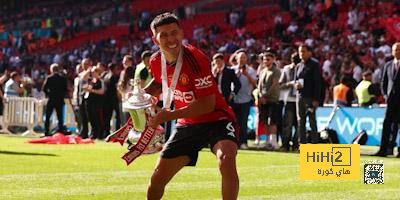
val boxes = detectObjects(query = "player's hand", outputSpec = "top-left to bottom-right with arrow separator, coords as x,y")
148,108 -> 172,128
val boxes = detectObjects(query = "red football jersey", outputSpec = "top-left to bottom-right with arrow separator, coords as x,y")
149,44 -> 236,126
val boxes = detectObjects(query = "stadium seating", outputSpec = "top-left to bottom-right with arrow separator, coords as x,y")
130,0 -> 199,13
53,25 -> 129,50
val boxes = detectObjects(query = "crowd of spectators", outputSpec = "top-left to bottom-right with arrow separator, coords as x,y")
0,0 -> 134,56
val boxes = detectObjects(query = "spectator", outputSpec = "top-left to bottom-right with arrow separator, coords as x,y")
72,64 -> 83,133
229,9 -> 239,28
85,67 -> 105,139
351,60 -> 363,82
134,51 -> 152,88
4,72 -> 23,97
118,55 -> 134,100
355,71 -> 375,107
333,76 -> 354,107
257,50 -> 281,149
103,63 -> 121,137
118,64 -> 135,123
96,62 -> 108,79
280,52 -> 301,151
373,42 -> 400,157
211,53 -> 241,104
77,58 -> 92,139
0,71 -> 9,127
295,45 -> 322,144
231,51 -> 257,149
41,63 -> 68,136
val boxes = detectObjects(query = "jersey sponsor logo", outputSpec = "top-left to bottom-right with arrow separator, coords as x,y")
195,75 -> 212,89
179,73 -> 190,86
174,90 -> 195,103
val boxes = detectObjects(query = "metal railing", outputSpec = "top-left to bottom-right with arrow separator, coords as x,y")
0,97 -> 77,136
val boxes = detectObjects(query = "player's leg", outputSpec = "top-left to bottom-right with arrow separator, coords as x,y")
147,155 -> 190,200
212,139 -> 239,200
148,123 -> 206,199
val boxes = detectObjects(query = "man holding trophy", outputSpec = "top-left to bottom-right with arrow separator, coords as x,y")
144,13 -> 239,200
106,12 -> 239,200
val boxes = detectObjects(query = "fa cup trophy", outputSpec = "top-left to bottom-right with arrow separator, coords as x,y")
106,79 -> 164,165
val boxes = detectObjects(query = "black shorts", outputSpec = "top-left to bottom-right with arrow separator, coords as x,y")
161,120 -> 238,166
259,102 -> 281,125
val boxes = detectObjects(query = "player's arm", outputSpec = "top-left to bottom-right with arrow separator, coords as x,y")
144,78 -> 162,97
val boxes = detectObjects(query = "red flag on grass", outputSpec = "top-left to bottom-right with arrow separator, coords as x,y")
27,133 -> 94,144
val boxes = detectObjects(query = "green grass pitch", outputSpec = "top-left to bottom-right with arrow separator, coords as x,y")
1,135 -> 400,200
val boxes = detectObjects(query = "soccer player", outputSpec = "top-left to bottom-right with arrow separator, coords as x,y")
144,12 -> 239,200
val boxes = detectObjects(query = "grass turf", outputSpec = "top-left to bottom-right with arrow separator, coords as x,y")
0,134 -> 400,200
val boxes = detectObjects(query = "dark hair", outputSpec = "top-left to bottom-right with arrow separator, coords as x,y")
264,47 -> 276,57
108,63 -> 117,71
141,50 -> 152,59
340,76 -> 347,84
263,52 -> 275,58
362,70 -> 372,77
291,52 -> 301,64
150,12 -> 179,33
97,62 -> 106,70
298,44 -> 311,52
121,66 -> 135,91
249,54 -> 258,63
10,72 -> 19,79
212,53 -> 224,60
123,55 -> 133,62
234,48 -> 247,54
229,53 -> 237,65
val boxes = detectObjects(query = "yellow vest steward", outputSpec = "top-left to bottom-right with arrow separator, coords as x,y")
355,80 -> 374,104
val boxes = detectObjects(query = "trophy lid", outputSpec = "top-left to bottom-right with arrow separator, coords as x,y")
123,79 -> 153,110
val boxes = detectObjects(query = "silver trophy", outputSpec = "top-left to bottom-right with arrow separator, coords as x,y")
123,79 -> 164,154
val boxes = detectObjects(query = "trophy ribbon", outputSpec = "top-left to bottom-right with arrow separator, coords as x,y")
105,117 -> 133,145
122,124 -> 163,165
